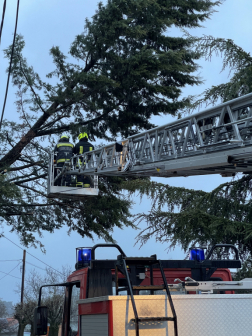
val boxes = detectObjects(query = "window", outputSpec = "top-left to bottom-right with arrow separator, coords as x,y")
69,283 -> 80,336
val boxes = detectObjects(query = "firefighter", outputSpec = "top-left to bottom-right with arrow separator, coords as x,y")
54,135 -> 74,186
73,132 -> 94,188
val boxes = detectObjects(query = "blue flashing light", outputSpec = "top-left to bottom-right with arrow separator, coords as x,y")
189,248 -> 205,261
78,248 -> 92,263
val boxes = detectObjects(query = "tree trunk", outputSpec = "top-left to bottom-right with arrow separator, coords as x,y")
18,323 -> 26,336
49,325 -> 59,336
30,321 -> 35,336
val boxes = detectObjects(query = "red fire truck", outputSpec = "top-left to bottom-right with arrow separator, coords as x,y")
34,244 -> 252,336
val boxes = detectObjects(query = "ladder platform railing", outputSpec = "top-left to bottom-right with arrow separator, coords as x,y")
46,92 -> 252,191
61,92 -> 252,178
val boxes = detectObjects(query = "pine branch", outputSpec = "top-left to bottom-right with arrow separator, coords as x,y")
3,212 -> 34,216
0,57 -> 97,170
36,101 -> 122,137
7,160 -> 44,171
14,173 -> 47,184
18,56 -> 46,114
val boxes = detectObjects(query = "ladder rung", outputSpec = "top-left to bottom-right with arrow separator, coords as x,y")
132,285 -> 165,290
117,287 -> 128,292
132,317 -> 175,322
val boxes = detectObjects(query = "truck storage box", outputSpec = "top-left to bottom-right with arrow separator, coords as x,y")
77,294 -> 252,336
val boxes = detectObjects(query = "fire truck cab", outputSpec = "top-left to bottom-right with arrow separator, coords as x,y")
34,244 -> 252,336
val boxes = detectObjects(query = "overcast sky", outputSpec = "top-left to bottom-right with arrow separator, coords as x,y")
0,0 -> 252,304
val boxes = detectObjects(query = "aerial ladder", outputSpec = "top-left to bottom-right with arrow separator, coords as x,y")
48,92 -> 252,199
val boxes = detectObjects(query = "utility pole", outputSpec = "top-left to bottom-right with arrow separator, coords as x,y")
18,250 -> 26,336
21,250 -> 26,304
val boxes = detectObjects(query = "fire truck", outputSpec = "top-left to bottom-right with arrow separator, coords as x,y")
34,243 -> 252,336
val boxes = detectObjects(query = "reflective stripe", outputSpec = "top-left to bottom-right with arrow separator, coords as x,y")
57,143 -> 74,148
76,183 -> 90,188
80,146 -> 83,154
89,147 -> 93,151
57,159 -> 70,163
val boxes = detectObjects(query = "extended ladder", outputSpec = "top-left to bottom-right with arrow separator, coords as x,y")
64,92 -> 252,178
48,92 -> 252,198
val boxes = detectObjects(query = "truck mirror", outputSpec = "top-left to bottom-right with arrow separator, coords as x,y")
34,306 -> 48,335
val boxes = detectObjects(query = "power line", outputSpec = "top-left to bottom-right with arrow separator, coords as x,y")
26,261 -> 45,271
0,269 -> 21,280
0,259 -> 21,262
0,261 -> 21,280
2,235 -> 64,275
0,0 -> 20,131
0,0 -> 7,44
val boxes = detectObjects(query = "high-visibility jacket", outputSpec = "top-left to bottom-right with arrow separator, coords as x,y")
73,139 -> 94,155
54,140 -> 74,164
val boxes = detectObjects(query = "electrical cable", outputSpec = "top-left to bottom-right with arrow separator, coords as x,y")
0,0 -> 7,44
0,269 -> 21,280
2,235 -> 64,275
0,261 -> 21,280
26,261 -> 45,271
0,259 -> 21,262
0,0 -> 20,130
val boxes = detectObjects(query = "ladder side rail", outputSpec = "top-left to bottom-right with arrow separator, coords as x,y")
159,260 -> 178,336
244,107 -> 252,128
102,148 -> 108,169
181,120 -> 192,156
122,141 -> 129,165
227,105 -> 243,142
213,107 -> 226,144
129,140 -> 137,163
122,258 -> 139,336
126,92 -> 252,141
178,124 -> 186,145
97,148 -> 104,170
139,134 -> 147,162
147,133 -> 155,162
193,117 -> 204,147
168,130 -> 177,158
110,144 -> 116,167
209,113 -> 252,131
155,130 -> 158,161
158,129 -> 167,160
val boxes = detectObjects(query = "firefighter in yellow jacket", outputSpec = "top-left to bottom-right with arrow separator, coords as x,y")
54,135 -> 74,186
73,132 -> 94,187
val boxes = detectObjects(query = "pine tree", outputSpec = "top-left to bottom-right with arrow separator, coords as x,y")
0,0 -> 221,247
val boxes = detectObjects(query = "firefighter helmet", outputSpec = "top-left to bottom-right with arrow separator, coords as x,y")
78,132 -> 88,140
60,134 -> 69,140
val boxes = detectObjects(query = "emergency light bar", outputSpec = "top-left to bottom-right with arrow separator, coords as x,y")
189,248 -> 205,261
76,247 -> 92,267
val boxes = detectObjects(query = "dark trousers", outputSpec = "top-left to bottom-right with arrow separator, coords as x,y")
76,174 -> 91,187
